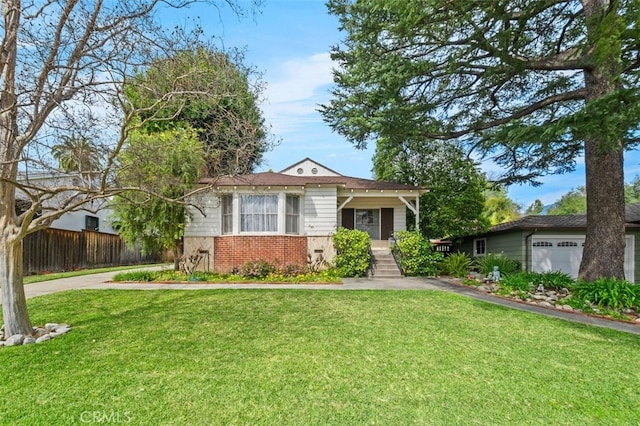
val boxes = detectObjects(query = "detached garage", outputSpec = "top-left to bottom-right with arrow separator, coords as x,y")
456,208 -> 640,283
531,235 -> 635,282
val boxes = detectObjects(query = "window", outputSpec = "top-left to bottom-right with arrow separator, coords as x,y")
240,195 -> 278,232
356,209 -> 380,240
221,194 -> 233,234
85,215 -> 99,231
533,241 -> 553,247
558,241 -> 578,247
474,238 -> 486,256
286,195 -> 300,234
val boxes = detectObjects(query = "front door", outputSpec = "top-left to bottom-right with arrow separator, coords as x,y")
356,209 -> 380,240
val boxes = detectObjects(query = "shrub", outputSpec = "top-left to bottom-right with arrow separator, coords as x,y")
281,263 -> 308,277
240,259 -> 276,279
332,227 -> 371,277
499,271 -> 575,292
439,251 -> 473,278
499,272 -> 541,292
475,253 -> 520,276
571,278 -> 639,311
537,271 -> 574,290
393,230 -> 444,276
113,270 -> 157,282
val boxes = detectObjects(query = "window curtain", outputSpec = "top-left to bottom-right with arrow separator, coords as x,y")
240,195 -> 278,232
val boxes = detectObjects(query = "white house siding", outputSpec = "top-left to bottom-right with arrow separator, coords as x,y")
50,209 -> 117,234
184,192 -> 221,238
304,187 -> 337,236
281,159 -> 340,177
337,197 -> 408,234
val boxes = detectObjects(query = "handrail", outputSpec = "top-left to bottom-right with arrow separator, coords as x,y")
367,246 -> 376,278
388,234 -> 405,276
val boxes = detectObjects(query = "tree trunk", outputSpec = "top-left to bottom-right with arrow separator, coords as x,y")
0,231 -> 33,337
578,0 -> 626,281
579,138 -> 626,281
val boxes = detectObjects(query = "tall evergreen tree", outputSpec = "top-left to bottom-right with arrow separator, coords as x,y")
322,0 -> 640,281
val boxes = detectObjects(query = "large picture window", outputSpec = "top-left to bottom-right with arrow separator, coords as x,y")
240,195 -> 278,232
286,195 -> 300,234
221,194 -> 233,234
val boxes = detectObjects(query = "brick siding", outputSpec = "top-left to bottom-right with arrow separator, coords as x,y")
213,235 -> 308,273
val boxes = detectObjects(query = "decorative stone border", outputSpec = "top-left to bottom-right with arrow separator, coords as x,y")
0,323 -> 72,347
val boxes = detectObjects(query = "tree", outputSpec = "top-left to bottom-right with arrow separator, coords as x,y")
51,135 -> 103,175
125,47 -> 270,176
111,127 -> 205,269
483,188 -> 522,226
525,199 -> 545,215
322,0 -> 640,282
0,1 -> 259,339
373,138 -> 488,239
547,187 -> 588,215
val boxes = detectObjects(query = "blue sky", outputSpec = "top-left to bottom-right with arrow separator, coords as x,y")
166,0 -> 640,209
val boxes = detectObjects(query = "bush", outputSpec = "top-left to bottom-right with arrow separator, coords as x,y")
240,259 -> 276,279
499,272 -> 541,292
537,271 -> 575,290
393,230 -> 444,276
113,270 -> 157,282
499,271 -> 575,292
439,252 -> 473,278
571,278 -> 639,311
332,227 -> 371,277
475,253 -> 520,276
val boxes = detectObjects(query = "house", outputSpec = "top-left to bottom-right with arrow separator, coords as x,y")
183,158 -> 427,272
17,172 -> 117,234
455,205 -> 640,283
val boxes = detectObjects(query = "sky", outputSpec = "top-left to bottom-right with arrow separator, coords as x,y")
165,0 -> 640,210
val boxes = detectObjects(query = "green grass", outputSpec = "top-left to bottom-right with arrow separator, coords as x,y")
23,264 -> 167,284
2,290 -> 640,425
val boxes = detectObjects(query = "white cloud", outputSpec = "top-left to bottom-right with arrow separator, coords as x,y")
260,52 -> 334,134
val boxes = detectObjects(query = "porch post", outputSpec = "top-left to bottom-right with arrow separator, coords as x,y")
415,195 -> 419,230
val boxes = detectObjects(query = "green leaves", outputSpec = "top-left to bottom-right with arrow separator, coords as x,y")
393,230 -> 443,276
332,227 -> 372,277
323,0 -> 640,184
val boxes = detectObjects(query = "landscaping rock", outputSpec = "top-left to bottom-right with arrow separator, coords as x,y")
547,294 -> 558,302
56,326 -> 71,335
477,285 -> 491,292
5,334 -> 25,346
531,294 -> 547,301
44,323 -> 59,331
561,305 -> 574,311
538,301 -> 554,308
36,335 -> 51,344
23,337 -> 36,345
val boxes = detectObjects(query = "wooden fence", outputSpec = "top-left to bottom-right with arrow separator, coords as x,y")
23,228 -> 160,275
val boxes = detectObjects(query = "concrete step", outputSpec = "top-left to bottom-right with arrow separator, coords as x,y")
371,251 -> 402,278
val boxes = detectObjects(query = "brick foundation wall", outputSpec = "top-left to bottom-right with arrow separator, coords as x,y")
213,235 -> 308,273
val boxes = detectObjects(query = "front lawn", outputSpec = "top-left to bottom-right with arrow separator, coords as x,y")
1,290 -> 639,424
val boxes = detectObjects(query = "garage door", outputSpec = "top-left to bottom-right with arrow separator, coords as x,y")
531,235 -> 635,282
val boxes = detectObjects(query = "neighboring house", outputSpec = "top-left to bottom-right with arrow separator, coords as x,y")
184,158 -> 427,272
455,204 -> 640,283
17,172 -> 117,234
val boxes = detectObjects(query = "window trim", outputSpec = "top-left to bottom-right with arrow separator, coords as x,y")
221,194 -> 233,234
239,194 -> 279,234
285,194 -> 300,235
473,238 -> 486,256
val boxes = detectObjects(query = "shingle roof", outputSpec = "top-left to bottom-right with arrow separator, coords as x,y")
200,172 -> 426,192
488,203 -> 640,233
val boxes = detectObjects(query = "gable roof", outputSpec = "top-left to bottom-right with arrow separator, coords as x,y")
487,203 -> 640,233
279,157 -> 342,177
200,159 -> 426,192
